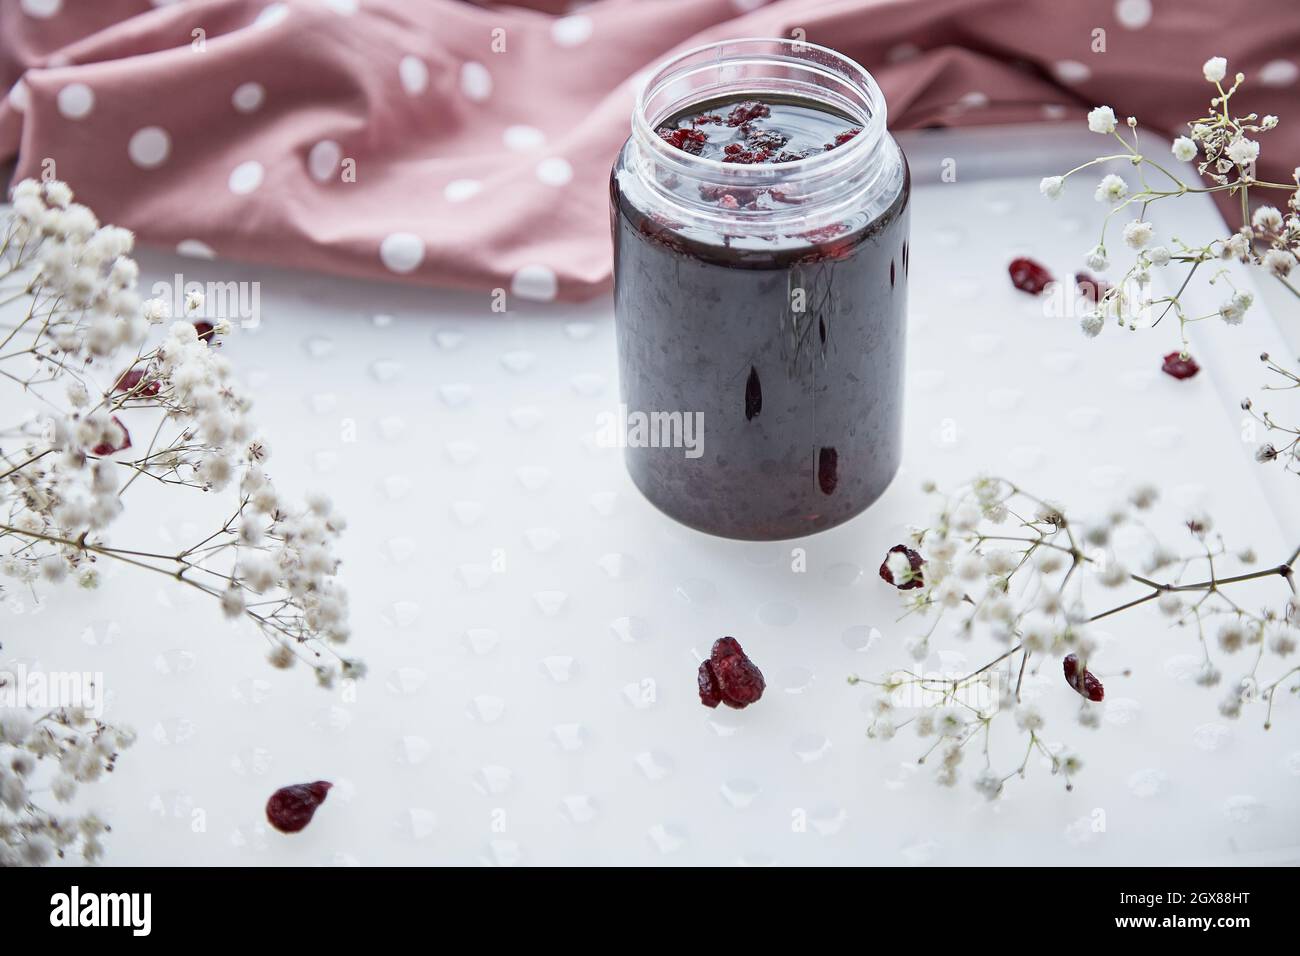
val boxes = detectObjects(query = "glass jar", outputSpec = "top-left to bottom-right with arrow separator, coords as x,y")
610,38 -> 910,541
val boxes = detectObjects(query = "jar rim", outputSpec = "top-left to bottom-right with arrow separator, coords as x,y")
631,37 -> 888,181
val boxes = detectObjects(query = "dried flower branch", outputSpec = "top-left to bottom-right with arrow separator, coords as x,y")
1040,55 -> 1300,478
854,477 -> 1299,800
1,178 -> 361,686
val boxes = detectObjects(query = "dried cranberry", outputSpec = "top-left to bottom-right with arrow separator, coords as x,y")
825,127 -> 862,149
1008,257 -> 1054,295
691,113 -> 722,126
879,544 -> 925,590
774,149 -> 819,163
266,780 -> 333,833
698,636 -> 765,709
90,416 -> 132,457
1063,654 -> 1104,702
744,366 -> 762,421
817,447 -> 838,495
718,194 -> 740,210
657,126 -> 708,155
725,100 -> 770,126
194,320 -> 216,342
745,127 -> 789,152
1161,351 -> 1200,380
113,368 -> 160,397
1075,272 -> 1111,303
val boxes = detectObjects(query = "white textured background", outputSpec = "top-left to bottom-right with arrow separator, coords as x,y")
6,127 -> 1299,866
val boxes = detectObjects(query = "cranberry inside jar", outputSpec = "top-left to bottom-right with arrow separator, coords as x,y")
611,40 -> 910,540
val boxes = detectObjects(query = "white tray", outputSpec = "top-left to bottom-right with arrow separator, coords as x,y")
6,125 -> 1298,865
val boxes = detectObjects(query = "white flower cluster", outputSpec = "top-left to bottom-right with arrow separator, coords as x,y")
855,477 -> 1299,801
1,179 -> 359,688
1039,56 -> 1298,347
0,704 -> 134,865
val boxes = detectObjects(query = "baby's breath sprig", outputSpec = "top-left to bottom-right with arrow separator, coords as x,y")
1040,56 -> 1300,480
1,178 -> 361,688
853,477 -> 1300,800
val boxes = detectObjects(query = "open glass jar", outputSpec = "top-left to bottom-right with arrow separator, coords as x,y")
610,38 -> 910,540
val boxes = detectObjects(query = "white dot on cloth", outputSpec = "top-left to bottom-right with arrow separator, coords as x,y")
510,265 -> 558,302
252,3 -> 288,29
8,80 -> 30,113
1259,59 -> 1298,87
322,0 -> 358,13
21,0 -> 62,18
232,82 -> 265,113
460,61 -> 492,101
128,127 -> 171,168
958,91 -> 988,108
886,43 -> 920,64
380,233 -> 424,274
56,83 -> 94,120
503,125 -> 545,151
1054,60 -> 1091,84
177,239 -> 217,259
399,56 -> 429,95
308,140 -> 341,182
443,179 -> 481,202
550,15 -> 593,47
730,0 -> 767,11
535,157 -> 573,186
228,160 -> 264,194
1115,0 -> 1152,29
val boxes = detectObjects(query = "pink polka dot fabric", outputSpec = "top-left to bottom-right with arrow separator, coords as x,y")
2,0 -> 1297,303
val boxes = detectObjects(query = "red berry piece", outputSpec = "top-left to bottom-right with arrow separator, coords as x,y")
745,127 -> 789,152
691,113 -> 722,126
1161,351 -> 1200,380
90,416 -> 132,457
879,544 -> 925,590
698,661 -> 723,708
193,320 -> 216,342
817,447 -> 838,495
1063,654 -> 1104,702
698,636 -> 765,709
1075,272 -> 1111,303
725,100 -> 770,126
113,368 -> 160,397
744,366 -> 762,421
1008,257 -> 1054,295
656,126 -> 708,155
825,127 -> 862,149
266,781 -> 333,833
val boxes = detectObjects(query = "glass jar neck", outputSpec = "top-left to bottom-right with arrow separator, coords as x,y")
623,38 -> 902,237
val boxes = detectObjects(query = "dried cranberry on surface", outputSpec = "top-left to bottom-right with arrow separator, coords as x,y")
193,320 -> 216,342
1008,257 -> 1054,295
725,100 -> 771,126
879,544 -> 924,590
90,416 -> 132,457
657,126 -> 709,155
1063,654 -> 1105,702
266,781 -> 333,833
1161,351 -> 1200,380
698,636 -> 765,709
744,127 -> 789,152
691,113 -> 722,126
1075,271 -> 1111,303
113,368 -> 160,397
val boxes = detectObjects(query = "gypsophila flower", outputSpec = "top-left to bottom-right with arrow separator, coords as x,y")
1203,56 -> 1227,83
1226,137 -> 1260,166
1218,290 -> 1253,325
1147,245 -> 1172,267
1094,174 -> 1128,204
1262,248 -> 1294,277
1040,176 -> 1064,199
1123,219 -> 1154,250
1172,136 -> 1198,162
1087,105 -> 1118,134
1252,205 -> 1283,232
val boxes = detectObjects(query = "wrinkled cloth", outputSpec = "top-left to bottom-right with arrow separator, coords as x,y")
2,0 -> 1297,302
